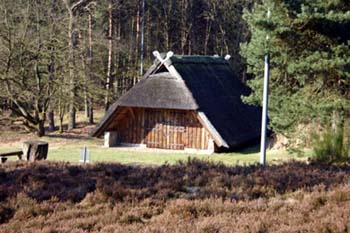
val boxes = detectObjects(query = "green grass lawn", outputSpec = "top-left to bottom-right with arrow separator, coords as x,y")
0,124 -> 312,166
0,137 -> 310,166
45,140 -> 311,166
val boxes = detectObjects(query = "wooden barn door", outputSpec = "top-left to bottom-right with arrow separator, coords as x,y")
144,109 -> 185,150
145,109 -> 162,148
166,111 -> 185,150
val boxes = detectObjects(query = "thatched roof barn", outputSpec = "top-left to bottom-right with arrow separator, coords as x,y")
91,54 -> 262,153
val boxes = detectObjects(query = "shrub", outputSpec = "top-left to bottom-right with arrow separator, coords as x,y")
312,125 -> 350,164
0,205 -> 14,224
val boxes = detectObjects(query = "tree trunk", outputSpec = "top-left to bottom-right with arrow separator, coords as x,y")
81,53 -> 89,118
135,1 -> 140,66
48,110 -> 55,131
161,1 -> 172,52
114,10 -> 121,97
22,141 -> 48,161
37,119 -> 46,137
48,54 -> 55,132
180,0 -> 187,55
105,1 -> 113,112
59,115 -> 64,133
65,1 -> 76,130
88,102 -> 94,124
188,32 -> 192,55
88,13 -> 94,124
68,102 -> 76,130
204,18 -> 212,55
58,98 -> 65,133
219,24 -> 229,55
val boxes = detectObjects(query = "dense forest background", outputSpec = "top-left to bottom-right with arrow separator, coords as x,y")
0,0 -> 255,136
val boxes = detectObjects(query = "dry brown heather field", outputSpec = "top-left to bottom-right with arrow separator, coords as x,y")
0,160 -> 350,233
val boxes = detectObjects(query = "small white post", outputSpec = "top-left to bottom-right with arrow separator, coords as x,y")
80,147 -> 90,163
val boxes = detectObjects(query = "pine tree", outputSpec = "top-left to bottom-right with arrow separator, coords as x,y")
241,0 -> 350,143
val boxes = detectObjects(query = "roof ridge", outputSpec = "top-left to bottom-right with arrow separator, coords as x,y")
170,55 -> 228,64
149,72 -> 177,80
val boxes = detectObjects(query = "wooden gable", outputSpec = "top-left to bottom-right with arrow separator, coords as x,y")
105,107 -> 213,151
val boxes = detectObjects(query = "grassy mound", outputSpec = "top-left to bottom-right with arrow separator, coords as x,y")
1,160 -> 350,232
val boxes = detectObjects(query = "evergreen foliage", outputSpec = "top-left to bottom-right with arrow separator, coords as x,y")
241,0 -> 350,142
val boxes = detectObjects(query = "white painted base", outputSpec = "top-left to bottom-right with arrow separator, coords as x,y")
104,139 -> 214,154
208,139 -> 215,152
120,143 -> 147,148
183,138 -> 215,154
104,131 -> 118,147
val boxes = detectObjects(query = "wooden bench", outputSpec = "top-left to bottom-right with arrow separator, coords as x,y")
0,151 -> 23,163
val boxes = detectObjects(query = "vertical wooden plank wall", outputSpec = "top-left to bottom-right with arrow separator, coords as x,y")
110,107 -> 212,150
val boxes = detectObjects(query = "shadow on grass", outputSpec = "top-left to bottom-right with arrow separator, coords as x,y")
45,134 -> 91,140
236,143 -> 260,154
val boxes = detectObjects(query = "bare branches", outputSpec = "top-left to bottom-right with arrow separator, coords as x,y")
69,0 -> 95,15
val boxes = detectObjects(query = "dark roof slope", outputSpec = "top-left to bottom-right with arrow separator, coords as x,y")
171,55 -> 262,147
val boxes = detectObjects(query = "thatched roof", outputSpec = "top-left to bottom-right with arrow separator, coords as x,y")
118,72 -> 197,110
91,55 -> 262,149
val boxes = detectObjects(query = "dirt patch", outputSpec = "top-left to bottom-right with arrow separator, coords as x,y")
0,114 -> 97,147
